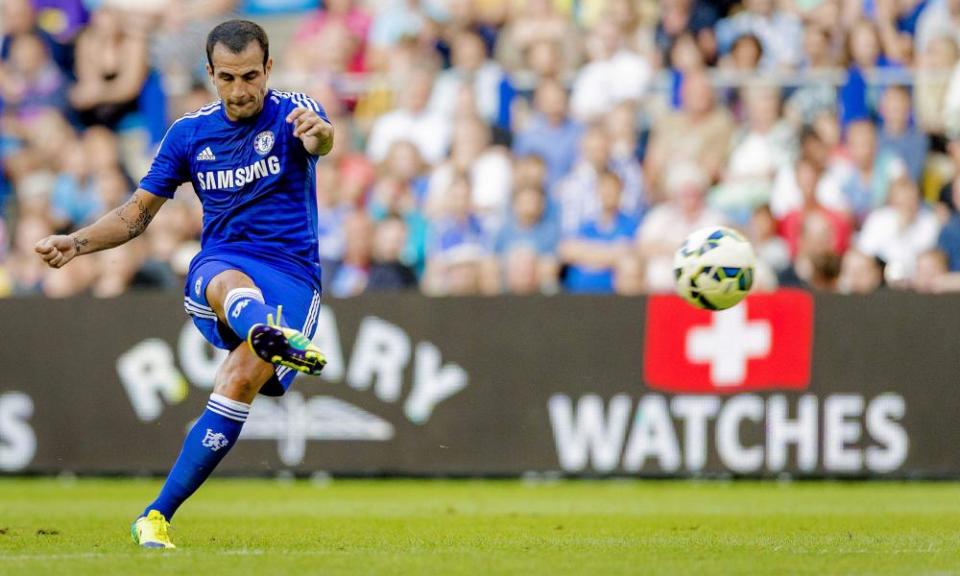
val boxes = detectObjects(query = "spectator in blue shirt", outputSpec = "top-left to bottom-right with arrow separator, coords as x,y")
512,79 -> 583,192
559,171 -> 639,293
877,85 -> 928,182
494,185 -> 560,291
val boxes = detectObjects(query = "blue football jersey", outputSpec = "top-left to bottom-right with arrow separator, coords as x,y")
139,89 -> 329,284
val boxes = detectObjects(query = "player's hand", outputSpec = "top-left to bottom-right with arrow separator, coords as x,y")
34,235 -> 79,269
285,107 -> 330,139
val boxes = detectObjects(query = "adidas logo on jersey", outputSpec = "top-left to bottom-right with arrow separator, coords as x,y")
196,147 -> 216,161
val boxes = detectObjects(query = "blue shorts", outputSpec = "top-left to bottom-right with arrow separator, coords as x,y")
183,252 -> 322,397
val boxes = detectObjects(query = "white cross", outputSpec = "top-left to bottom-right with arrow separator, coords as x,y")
685,303 -> 771,386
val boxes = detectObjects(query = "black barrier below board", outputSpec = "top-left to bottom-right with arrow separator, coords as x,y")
0,291 -> 958,478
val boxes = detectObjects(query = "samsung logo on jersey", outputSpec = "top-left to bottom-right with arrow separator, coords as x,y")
197,156 -> 281,191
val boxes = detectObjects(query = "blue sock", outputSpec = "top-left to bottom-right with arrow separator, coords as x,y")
143,394 -> 251,520
223,288 -> 282,340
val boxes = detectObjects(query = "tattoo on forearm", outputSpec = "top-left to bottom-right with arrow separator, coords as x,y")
73,236 -> 89,255
115,195 -> 154,239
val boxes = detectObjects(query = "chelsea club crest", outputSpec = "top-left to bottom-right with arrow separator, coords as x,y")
254,130 -> 275,156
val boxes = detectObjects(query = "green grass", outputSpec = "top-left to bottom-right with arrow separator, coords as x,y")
0,479 -> 958,575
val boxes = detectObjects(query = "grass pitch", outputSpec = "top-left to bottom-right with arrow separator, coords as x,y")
0,478 -> 958,575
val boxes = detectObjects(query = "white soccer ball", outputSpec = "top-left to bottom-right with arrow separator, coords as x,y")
674,226 -> 756,310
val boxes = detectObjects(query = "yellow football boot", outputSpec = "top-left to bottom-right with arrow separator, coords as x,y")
131,510 -> 176,549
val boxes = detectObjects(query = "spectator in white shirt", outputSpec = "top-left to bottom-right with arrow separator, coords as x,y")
857,178 -> 941,283
428,31 -> 506,125
367,67 -> 451,165
569,18 -> 652,123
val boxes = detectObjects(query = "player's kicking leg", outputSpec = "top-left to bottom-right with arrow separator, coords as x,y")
132,270 -> 324,548
218,272 -> 326,376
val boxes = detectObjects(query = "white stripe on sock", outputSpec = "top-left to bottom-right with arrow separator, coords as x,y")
207,399 -> 249,420
210,393 -> 251,415
207,405 -> 247,422
223,288 -> 264,315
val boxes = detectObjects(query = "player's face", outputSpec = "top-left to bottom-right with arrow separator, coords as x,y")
207,42 -> 272,121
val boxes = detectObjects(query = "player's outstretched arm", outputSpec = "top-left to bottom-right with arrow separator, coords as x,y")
286,107 -> 334,156
35,189 -> 166,269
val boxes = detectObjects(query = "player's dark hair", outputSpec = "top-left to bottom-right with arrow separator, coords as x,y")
206,20 -> 269,70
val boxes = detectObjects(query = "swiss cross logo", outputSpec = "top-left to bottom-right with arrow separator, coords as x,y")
643,290 -> 813,394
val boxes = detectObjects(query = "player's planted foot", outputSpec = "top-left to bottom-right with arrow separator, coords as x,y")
131,510 -> 176,549
248,309 -> 326,375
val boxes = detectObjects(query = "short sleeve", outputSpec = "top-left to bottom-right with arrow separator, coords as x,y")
139,120 -> 190,199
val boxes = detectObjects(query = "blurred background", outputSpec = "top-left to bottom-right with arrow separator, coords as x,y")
4,0 -> 960,299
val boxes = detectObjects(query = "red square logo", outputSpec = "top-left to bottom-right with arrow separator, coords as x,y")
643,290 -> 814,394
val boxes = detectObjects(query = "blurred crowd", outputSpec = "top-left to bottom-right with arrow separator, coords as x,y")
7,0 -> 960,298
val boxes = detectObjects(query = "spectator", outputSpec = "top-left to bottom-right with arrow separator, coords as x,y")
512,79 -> 583,191
605,101 -> 642,164
831,119 -> 907,223
512,154 -> 548,193
750,204 -> 791,275
330,211 -> 374,298
558,171 -> 638,294
770,127 -> 841,217
1,0 -> 77,77
426,115 -> 512,232
493,185 -> 560,289
917,35 -> 957,137
837,249 -> 885,294
69,9 -> 152,132
1,33 -> 69,119
289,0 -> 372,74
779,156 -> 852,260
429,31 -> 507,126
371,140 -> 430,217
778,211 -> 843,290
368,0 -> 428,54
495,0 -> 574,76
711,83 -> 795,224
916,0 -> 960,54
637,162 -> 727,292
799,24 -> 836,70
718,33 -> 763,71
654,0 -> 719,67
368,140 -> 430,275
569,17 -> 652,123
367,216 -> 419,291
8,214 -> 52,294
423,176 -> 493,295
286,21 -> 362,109
555,125 -> 644,236
783,27 -> 840,127
49,144 -> 96,230
857,178 -> 940,282
715,0 -> 804,70
366,67 -> 451,165
3,111 -> 77,205
644,69 -> 735,200
937,172 -> 960,271
877,85 -> 929,182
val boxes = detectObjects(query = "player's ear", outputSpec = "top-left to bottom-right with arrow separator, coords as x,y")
206,63 -> 214,81
264,57 -> 273,77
